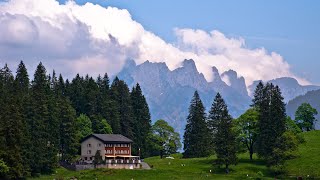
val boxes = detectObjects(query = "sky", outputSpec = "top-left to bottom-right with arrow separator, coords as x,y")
0,0 -> 319,85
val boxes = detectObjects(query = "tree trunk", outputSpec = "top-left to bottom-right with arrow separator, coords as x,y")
225,164 -> 229,174
249,143 -> 254,161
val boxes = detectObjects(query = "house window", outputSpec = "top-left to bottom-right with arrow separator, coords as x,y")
84,157 -> 87,160
90,157 -> 92,160
87,143 -> 91,147
87,150 -> 91,154
98,143 -> 101,147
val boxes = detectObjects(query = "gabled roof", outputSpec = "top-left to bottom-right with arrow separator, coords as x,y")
81,134 -> 133,143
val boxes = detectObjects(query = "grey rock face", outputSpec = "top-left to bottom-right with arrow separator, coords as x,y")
117,59 -> 251,136
248,77 -> 320,103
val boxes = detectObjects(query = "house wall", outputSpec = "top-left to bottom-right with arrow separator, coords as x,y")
81,137 -> 105,163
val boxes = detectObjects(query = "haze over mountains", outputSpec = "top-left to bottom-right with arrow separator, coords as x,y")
117,59 -> 320,134
287,90 -> 320,129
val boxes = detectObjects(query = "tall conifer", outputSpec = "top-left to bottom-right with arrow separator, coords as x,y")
183,91 -> 211,158
209,93 -> 237,173
131,83 -> 152,157
0,64 -> 25,178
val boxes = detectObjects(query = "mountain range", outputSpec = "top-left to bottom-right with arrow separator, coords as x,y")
287,90 -> 320,129
116,59 -> 320,134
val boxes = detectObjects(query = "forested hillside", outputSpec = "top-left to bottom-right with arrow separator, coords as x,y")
0,61 -> 152,178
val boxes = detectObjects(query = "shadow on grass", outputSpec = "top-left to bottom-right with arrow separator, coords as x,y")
238,158 -> 267,166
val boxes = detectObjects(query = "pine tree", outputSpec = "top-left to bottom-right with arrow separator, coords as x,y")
14,61 -> 32,176
131,83 -> 152,157
84,76 -> 99,116
251,81 -> 264,108
69,74 -> 85,115
0,64 -> 25,178
59,98 -> 78,163
28,62 -> 55,174
96,73 -> 112,130
109,77 -> 121,134
183,91 -> 211,158
253,83 -> 287,161
209,93 -> 237,173
116,80 -> 134,139
252,82 -> 271,158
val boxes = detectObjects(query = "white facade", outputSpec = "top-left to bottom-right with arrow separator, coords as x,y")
81,137 -> 105,163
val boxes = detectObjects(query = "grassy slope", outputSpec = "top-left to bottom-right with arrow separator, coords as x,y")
32,131 -> 320,180
32,154 -> 272,180
285,130 -> 320,178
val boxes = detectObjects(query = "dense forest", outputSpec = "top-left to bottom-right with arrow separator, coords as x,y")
0,61 -> 164,179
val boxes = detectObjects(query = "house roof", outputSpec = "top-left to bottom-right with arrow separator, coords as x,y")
81,134 -> 133,143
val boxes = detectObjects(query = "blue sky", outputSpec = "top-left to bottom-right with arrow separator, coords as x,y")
0,0 -> 318,85
56,0 -> 320,84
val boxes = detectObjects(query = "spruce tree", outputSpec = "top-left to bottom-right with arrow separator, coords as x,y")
69,74 -> 85,115
84,77 -> 99,116
183,91 -> 211,158
131,83 -> 152,157
109,77 -> 121,134
116,80 -> 134,139
251,81 -> 264,108
59,98 -> 78,163
0,64 -> 25,178
253,83 -> 287,161
14,61 -> 32,176
96,73 -> 112,131
28,62 -> 55,174
209,93 -> 237,173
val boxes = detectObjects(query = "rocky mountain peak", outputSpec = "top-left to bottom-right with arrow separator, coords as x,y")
221,70 -> 248,96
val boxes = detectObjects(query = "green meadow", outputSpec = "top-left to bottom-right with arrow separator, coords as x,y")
33,131 -> 320,180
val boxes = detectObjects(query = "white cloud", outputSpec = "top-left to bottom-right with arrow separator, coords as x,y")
0,0 -> 309,86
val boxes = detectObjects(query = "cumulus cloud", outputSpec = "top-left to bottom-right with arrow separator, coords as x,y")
0,0 -> 309,86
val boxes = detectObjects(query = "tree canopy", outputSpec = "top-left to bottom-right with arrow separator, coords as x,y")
295,103 -> 318,131
150,119 -> 181,158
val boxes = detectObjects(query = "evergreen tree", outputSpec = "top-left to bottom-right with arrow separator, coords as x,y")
131,83 -> 152,157
59,98 -> 79,163
14,61 -> 32,176
28,62 -> 56,174
210,93 -> 237,173
253,83 -> 287,162
183,91 -> 211,158
96,73 -> 112,129
109,77 -> 121,134
69,74 -> 85,115
93,150 -> 103,168
0,64 -> 25,178
253,83 -> 272,158
84,77 -> 99,116
251,81 -> 264,108
113,79 -> 134,139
